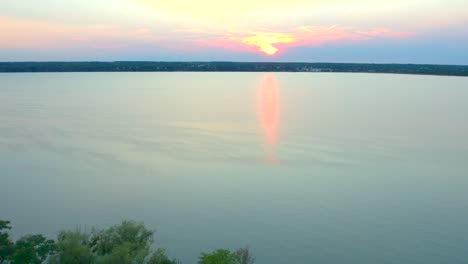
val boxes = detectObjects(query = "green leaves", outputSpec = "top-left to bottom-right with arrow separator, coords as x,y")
0,219 -> 254,264
148,248 -> 180,264
1,220 -> 56,264
50,221 -> 156,264
12,235 -> 56,264
48,231 -> 95,264
198,249 -> 237,264
234,247 -> 255,264
198,247 -> 255,264
0,220 -> 14,263
51,221 -> 161,264
90,220 -> 154,259
0,221 -> 12,232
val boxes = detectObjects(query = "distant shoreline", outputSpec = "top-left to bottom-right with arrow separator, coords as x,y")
1,61 -> 467,76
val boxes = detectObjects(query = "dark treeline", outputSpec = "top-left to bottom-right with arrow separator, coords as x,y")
0,219 -> 255,264
0,62 -> 467,76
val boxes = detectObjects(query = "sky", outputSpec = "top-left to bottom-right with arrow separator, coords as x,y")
1,0 -> 467,64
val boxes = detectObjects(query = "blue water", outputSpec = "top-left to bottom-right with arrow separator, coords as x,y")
1,72 -> 468,263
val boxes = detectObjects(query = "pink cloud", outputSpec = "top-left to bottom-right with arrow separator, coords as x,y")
168,25 -> 412,55
0,16 -> 162,50
134,28 -> 152,35
193,25 -> 412,55
272,26 -> 411,53
355,28 -> 412,39
92,44 -> 128,50
0,16 -> 413,56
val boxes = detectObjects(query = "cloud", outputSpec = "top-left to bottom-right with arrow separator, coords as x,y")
0,16 -> 163,49
0,15 -> 412,57
134,28 -> 152,35
201,26 -> 412,55
356,28 -> 412,39
293,25 -> 411,45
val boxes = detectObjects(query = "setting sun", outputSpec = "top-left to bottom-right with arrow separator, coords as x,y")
238,32 -> 296,55
261,45 -> 278,56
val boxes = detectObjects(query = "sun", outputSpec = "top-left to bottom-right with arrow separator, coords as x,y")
261,45 -> 279,55
238,32 -> 295,56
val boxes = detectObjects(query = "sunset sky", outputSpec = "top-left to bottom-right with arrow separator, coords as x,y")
1,0 -> 467,63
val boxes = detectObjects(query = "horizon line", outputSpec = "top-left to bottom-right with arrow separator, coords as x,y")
1,61 -> 467,67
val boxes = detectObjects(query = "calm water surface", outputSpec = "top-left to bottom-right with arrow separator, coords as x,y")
1,73 -> 468,263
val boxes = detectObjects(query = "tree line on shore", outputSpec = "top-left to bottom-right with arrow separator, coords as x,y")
1,62 -> 467,76
0,220 -> 254,264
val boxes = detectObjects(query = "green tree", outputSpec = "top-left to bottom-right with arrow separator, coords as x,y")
11,234 -> 56,264
148,248 -> 180,264
1,220 -> 187,264
97,243 -> 136,264
0,220 -> 14,264
234,247 -> 255,264
90,221 -> 154,264
48,230 -> 96,264
198,249 -> 236,264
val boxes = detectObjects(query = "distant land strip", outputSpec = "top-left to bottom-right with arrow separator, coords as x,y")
1,62 -> 467,76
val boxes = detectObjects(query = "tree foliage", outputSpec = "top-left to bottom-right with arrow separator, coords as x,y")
51,220 -> 162,264
147,248 -> 180,264
90,220 -> 153,261
1,62 -> 468,77
234,247 -> 255,264
198,249 -> 237,264
198,247 -> 256,264
48,230 -> 96,264
12,234 -> 56,264
1,219 -> 254,264
0,220 -> 14,264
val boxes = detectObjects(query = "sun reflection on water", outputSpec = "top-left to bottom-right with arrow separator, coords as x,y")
258,74 -> 280,164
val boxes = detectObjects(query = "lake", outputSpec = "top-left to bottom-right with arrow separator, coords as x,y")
1,72 -> 468,263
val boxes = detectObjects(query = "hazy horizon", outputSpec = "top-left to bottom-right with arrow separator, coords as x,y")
1,61 -> 467,66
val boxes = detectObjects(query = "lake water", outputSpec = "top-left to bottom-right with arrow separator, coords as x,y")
1,72 -> 468,263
